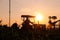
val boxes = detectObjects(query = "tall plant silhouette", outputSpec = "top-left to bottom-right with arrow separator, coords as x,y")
52,16 -> 57,29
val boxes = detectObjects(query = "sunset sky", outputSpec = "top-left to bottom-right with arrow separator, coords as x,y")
0,0 -> 60,25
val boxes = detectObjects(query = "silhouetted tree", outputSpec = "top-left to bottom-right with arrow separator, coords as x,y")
11,23 -> 19,30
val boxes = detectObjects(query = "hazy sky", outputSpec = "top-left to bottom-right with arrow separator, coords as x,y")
0,0 -> 60,25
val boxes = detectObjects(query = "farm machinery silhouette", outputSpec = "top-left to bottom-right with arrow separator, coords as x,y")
21,15 -> 60,30
21,15 -> 46,30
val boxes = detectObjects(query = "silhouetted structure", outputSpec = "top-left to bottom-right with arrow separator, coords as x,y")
21,15 -> 35,29
0,15 -> 60,40
48,16 -> 58,29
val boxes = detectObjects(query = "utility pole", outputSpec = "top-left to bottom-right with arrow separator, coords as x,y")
9,0 -> 11,27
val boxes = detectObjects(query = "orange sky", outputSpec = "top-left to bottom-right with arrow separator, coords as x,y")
0,0 -> 60,26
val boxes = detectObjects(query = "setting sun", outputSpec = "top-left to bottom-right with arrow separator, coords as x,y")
36,14 -> 43,21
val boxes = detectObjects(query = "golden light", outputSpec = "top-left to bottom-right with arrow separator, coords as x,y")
34,11 -> 44,24
36,14 -> 43,21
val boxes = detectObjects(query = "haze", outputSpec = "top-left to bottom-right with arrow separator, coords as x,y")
0,0 -> 60,25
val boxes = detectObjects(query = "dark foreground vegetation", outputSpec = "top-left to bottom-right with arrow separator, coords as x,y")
0,23 -> 60,40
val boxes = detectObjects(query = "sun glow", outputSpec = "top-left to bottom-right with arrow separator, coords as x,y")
36,14 -> 43,21
33,11 -> 44,24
